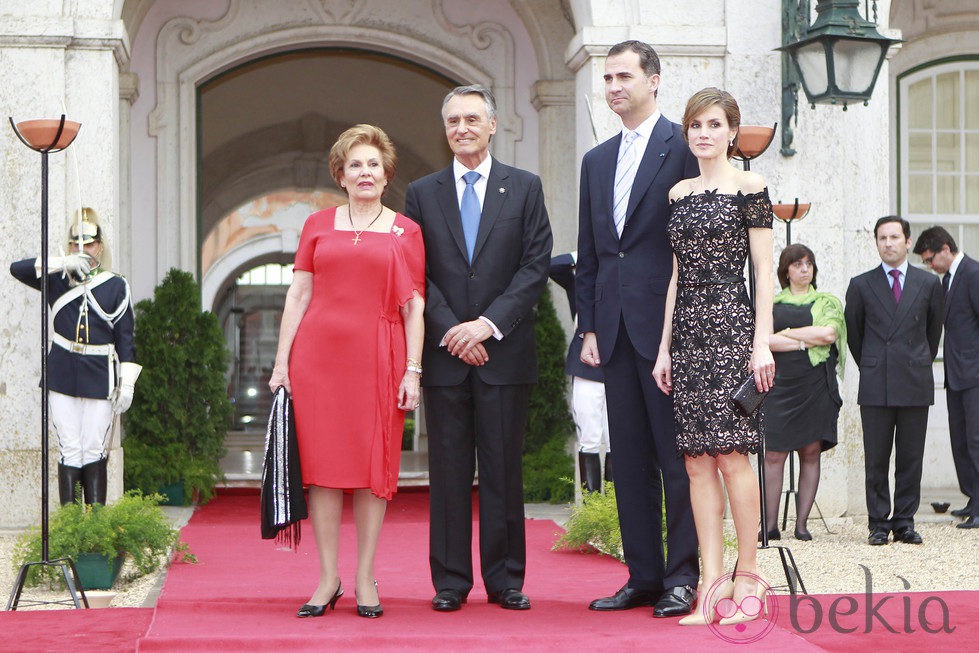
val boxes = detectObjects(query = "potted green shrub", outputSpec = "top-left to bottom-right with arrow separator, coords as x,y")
13,491 -> 179,590
123,269 -> 231,504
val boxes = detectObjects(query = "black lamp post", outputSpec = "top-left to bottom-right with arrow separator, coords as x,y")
779,0 -> 900,155
731,123 -> 808,595
6,115 -> 90,611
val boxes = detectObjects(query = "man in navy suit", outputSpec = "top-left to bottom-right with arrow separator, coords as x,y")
405,85 -> 552,612
575,40 -> 700,617
845,216 -> 943,545
914,226 -> 979,529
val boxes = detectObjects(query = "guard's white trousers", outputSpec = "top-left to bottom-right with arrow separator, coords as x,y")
571,376 -> 610,455
49,391 -> 113,467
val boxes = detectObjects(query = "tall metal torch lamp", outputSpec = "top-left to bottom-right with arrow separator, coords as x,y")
732,123 -> 808,595
6,115 -> 90,611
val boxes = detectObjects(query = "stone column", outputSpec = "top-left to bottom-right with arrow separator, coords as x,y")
0,11 -> 129,528
531,80 -> 576,255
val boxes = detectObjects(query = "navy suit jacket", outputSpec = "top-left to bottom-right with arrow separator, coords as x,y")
404,159 -> 553,387
845,263 -> 944,406
10,258 -> 135,399
575,115 -> 698,362
943,254 -> 979,391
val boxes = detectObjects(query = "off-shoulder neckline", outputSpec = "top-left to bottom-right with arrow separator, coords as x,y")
669,187 -> 769,205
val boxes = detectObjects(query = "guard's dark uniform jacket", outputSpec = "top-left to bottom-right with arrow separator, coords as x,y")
10,259 -> 135,399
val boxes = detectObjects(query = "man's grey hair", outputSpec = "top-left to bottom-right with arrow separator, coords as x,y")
441,84 -> 497,121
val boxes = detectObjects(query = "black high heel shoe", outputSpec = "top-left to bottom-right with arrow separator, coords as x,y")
794,526 -> 813,541
297,582 -> 343,617
357,580 -> 384,619
757,527 -> 780,542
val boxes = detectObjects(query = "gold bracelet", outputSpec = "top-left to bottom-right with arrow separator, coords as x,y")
407,357 -> 422,368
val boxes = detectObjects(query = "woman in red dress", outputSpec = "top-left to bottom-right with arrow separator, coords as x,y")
269,124 -> 425,619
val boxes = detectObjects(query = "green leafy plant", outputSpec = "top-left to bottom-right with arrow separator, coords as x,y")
123,268 -> 231,503
522,288 -> 575,503
13,491 -> 182,587
553,481 -> 623,560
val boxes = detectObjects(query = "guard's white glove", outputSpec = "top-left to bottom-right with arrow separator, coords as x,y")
36,254 -> 92,279
112,362 -> 143,414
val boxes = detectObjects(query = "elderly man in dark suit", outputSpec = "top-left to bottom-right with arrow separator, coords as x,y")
914,226 -> 979,529
576,40 -> 700,617
845,216 -> 944,546
404,84 -> 552,612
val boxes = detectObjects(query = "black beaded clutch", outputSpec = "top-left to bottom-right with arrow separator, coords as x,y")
730,374 -> 768,417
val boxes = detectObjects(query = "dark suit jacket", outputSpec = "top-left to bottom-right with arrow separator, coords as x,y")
404,159 -> 553,387
10,258 -> 135,399
944,254 -> 979,392
575,115 -> 699,361
549,253 -> 602,382
845,263 -> 944,406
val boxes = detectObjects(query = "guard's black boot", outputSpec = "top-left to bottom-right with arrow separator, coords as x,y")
58,464 -> 83,505
579,452 -> 602,493
603,453 -> 613,484
81,458 -> 108,505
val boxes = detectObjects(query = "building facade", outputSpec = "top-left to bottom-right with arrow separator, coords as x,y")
1,0 -> 976,527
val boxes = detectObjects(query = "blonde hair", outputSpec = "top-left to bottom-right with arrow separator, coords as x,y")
328,124 -> 397,191
681,87 -> 742,159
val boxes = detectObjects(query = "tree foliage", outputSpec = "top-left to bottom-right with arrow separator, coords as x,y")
122,269 -> 231,502
522,288 -> 574,503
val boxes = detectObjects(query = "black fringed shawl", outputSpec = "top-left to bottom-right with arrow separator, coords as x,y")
261,387 -> 308,547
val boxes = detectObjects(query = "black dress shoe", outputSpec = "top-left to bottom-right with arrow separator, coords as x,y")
488,588 -> 531,610
868,529 -> 889,545
951,506 -> 973,517
956,516 -> 979,529
653,585 -> 696,618
893,526 -> 923,544
297,583 -> 343,617
588,585 -> 657,611
432,589 -> 466,612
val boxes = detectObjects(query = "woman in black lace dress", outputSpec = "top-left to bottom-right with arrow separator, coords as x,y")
652,88 -> 775,626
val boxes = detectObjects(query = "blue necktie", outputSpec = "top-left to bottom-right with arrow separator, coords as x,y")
461,170 -> 481,262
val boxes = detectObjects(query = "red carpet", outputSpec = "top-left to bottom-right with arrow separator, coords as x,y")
0,607 -> 153,652
133,491 -> 967,652
3,492 -> 974,651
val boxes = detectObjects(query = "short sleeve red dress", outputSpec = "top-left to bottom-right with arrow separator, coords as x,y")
290,207 -> 425,500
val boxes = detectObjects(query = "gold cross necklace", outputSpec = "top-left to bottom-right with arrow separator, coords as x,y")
348,205 -> 384,245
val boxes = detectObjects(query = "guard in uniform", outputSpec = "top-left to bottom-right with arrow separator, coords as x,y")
10,209 -> 141,505
549,252 -> 612,492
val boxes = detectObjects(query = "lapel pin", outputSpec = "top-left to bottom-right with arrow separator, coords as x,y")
499,187 -> 506,193
659,152 -> 666,157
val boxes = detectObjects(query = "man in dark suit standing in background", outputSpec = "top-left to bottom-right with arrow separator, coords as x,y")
404,85 -> 552,612
914,226 -> 979,529
575,40 -> 700,617
845,216 -> 943,546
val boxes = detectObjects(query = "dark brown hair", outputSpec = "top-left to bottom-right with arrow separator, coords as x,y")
681,87 -> 741,158
777,243 -> 818,289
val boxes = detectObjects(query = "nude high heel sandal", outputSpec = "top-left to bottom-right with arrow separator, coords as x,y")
678,580 -> 734,626
717,576 -> 769,626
